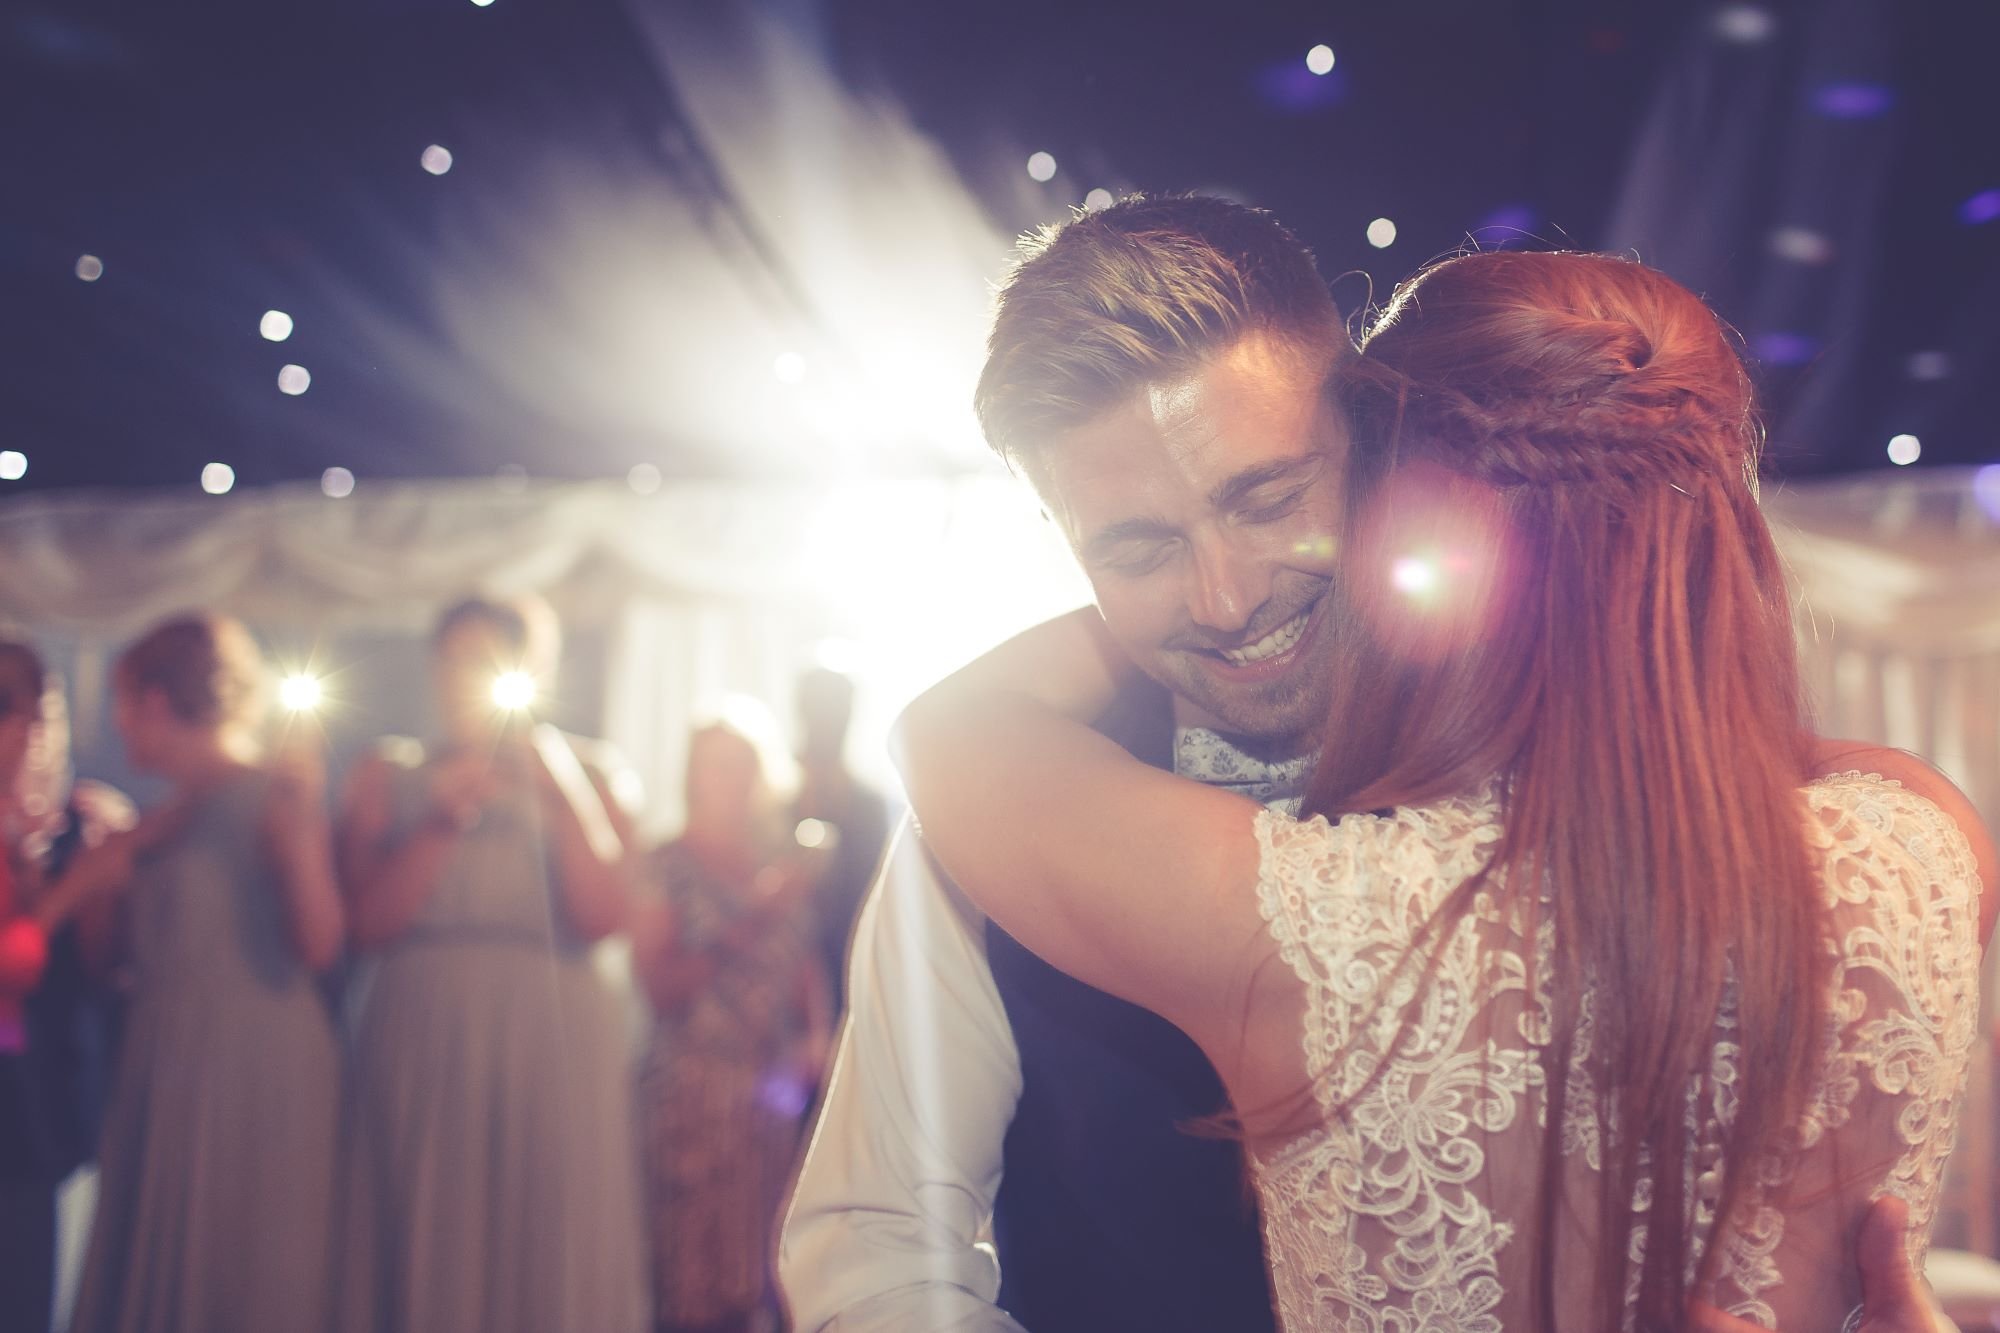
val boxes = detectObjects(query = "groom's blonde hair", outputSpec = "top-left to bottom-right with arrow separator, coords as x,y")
974,194 -> 1345,466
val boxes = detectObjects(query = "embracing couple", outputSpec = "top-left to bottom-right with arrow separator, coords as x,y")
782,197 -> 1997,1330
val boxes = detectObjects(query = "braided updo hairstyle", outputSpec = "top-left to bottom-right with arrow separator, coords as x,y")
1304,251 -> 1821,1331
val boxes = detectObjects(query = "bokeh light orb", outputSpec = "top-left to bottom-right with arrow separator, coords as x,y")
627,462 -> 662,495
260,310 -> 295,342
321,466 -> 355,498
1084,188 -> 1115,213
1366,217 -> 1398,249
1306,44 -> 1336,76
201,463 -> 236,495
74,255 -> 104,282
1886,434 -> 1921,466
1905,351 -> 1952,381
0,451 -> 25,482
278,364 -> 311,395
421,144 -> 454,176
1026,151 -> 1057,183
1712,5 -> 1777,43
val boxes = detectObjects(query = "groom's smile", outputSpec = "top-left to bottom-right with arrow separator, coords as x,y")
1027,329 -> 1350,747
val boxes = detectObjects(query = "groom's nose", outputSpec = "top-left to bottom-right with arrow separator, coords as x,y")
1184,532 -> 1269,636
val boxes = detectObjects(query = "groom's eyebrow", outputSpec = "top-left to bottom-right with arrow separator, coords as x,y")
1208,455 -> 1322,509
1085,515 -> 1179,560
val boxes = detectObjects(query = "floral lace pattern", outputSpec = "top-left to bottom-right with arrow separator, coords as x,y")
1248,773 -> 1983,1331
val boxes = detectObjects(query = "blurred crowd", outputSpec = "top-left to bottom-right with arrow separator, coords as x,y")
0,597 -> 890,1333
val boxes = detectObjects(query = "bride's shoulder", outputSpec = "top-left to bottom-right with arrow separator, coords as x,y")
1808,740 -> 1996,940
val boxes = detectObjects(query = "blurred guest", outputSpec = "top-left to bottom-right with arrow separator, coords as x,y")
335,596 -> 647,1333
70,614 -> 345,1333
635,713 -> 831,1333
0,639 -> 135,1333
789,667 -> 889,1017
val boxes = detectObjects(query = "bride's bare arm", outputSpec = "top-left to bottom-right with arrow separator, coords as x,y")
892,607 -> 1270,1054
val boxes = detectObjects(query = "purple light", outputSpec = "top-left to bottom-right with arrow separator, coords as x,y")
1974,465 -> 2000,525
1751,332 -> 1820,366
1257,60 -> 1349,113
1811,83 -> 1894,119
1470,205 -> 1538,248
1959,190 -> 2000,226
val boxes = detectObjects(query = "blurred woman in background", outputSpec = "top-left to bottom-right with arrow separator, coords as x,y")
635,708 -> 831,1333
335,595 -> 648,1333
69,614 -> 345,1333
0,637 -> 137,1332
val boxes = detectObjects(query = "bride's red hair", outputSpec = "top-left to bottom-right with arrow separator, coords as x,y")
1306,250 -> 1822,1331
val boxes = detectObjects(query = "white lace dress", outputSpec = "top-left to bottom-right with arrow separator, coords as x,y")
1249,773 -> 1984,1331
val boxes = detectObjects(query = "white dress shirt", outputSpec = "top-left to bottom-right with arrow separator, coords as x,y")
778,730 -> 1309,1332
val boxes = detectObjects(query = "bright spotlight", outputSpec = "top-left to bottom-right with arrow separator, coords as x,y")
1306,44 -> 1336,76
421,144 -> 454,176
491,671 -> 538,711
279,673 -> 323,712
277,364 -> 311,395
201,463 -> 236,495
75,255 -> 104,282
1366,217 -> 1398,249
1886,434 -> 1921,466
1026,151 -> 1057,183
1391,556 -> 1439,595
0,451 -> 24,482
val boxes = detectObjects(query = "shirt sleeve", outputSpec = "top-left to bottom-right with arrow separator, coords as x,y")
779,814 -> 1030,1333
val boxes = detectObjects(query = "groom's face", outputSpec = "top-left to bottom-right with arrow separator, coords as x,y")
1031,331 -> 1347,746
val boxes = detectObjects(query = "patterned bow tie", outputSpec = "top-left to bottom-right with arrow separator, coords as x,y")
1173,728 -> 1313,814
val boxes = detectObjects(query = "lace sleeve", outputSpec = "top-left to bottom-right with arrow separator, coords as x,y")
1802,775 -> 1986,1238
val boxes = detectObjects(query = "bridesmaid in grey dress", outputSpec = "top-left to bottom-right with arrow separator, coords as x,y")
335,597 -> 647,1333
71,614 -> 346,1333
